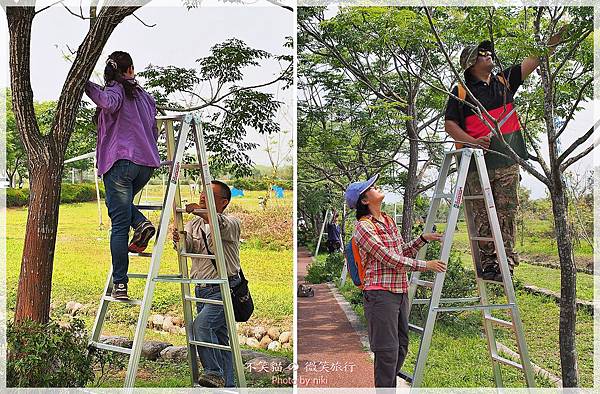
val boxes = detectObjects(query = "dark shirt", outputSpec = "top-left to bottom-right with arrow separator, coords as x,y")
327,223 -> 341,243
445,65 -> 528,170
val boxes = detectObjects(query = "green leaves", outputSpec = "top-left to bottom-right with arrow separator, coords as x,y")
198,38 -> 271,83
139,37 -> 290,178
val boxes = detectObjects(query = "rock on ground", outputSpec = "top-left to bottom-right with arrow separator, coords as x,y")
142,341 -> 172,361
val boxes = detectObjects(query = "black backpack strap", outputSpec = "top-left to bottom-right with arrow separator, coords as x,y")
199,227 -> 218,275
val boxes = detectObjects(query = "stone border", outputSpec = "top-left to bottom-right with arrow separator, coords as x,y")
523,285 -> 595,315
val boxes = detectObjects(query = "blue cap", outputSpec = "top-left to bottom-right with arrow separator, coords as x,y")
345,174 -> 379,209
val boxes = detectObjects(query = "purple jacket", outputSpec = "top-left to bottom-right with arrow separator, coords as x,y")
84,80 -> 160,176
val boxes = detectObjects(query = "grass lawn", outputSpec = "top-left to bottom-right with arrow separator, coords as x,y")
7,185 -> 293,387
338,281 -> 593,388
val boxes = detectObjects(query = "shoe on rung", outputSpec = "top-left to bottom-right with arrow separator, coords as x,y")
197,372 -> 225,388
111,283 -> 129,300
128,220 -> 156,253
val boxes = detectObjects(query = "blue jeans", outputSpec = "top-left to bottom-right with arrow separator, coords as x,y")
103,160 -> 154,284
194,275 -> 241,387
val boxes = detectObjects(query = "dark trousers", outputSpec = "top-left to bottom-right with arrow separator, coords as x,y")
194,275 -> 242,387
103,159 -> 154,284
363,290 -> 410,388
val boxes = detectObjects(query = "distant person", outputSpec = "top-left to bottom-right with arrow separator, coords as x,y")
345,174 -> 445,388
85,51 -> 160,300
326,210 -> 342,253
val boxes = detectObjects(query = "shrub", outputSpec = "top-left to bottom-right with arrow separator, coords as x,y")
6,188 -> 30,207
229,205 -> 292,250
8,318 -> 95,387
6,183 -> 105,207
305,252 -> 344,284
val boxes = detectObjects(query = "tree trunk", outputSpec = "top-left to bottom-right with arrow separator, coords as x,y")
549,172 -> 579,386
536,39 -> 580,386
400,108 -> 419,240
15,154 -> 63,324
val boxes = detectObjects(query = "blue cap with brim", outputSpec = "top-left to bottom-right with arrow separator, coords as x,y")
345,174 -> 379,209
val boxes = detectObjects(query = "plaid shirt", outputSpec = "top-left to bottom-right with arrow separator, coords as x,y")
354,213 -> 427,293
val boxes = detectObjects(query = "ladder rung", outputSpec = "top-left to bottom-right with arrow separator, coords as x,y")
180,252 -> 216,260
492,355 -> 523,370
185,295 -> 224,306
485,316 -> 514,329
102,296 -> 142,306
412,297 -> 481,305
156,114 -> 184,121
471,236 -> 494,242
433,193 -> 453,199
181,164 -> 202,170
89,341 -> 132,355
128,252 -> 152,258
189,340 -> 232,352
434,303 -> 514,313
128,273 -> 183,280
154,277 -> 227,285
176,208 -> 209,214
397,370 -> 413,383
160,161 -> 202,170
134,204 -> 163,211
414,279 -> 434,288
464,195 -> 484,200
446,148 -> 472,155
408,323 -> 424,335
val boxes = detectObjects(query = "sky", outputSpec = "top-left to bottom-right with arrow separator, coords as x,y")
1,0 -> 293,168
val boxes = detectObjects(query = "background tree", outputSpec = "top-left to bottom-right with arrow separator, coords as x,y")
298,7 -> 453,240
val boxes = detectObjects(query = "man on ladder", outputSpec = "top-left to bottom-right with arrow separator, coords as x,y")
444,32 -> 562,281
173,179 -> 241,388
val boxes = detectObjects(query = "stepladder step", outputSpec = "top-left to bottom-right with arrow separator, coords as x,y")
434,303 -> 515,313
485,315 -> 514,329
470,236 -> 494,242
408,323 -> 424,335
89,341 -> 132,355
189,340 -> 232,352
128,252 -> 153,258
180,252 -> 216,260
184,295 -> 224,306
134,204 -> 163,211
414,279 -> 434,288
397,370 -> 413,383
103,295 -> 142,306
492,355 -> 523,370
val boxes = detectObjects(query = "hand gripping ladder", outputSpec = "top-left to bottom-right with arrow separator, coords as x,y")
88,113 -> 246,388
398,148 -> 535,388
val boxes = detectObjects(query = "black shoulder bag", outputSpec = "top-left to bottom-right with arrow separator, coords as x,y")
200,227 -> 254,322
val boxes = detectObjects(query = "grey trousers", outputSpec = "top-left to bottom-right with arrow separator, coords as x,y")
363,290 -> 410,388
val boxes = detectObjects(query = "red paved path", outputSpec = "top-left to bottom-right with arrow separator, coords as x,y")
297,247 -> 374,388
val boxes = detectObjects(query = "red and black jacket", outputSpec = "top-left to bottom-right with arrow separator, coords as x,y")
445,65 -> 529,170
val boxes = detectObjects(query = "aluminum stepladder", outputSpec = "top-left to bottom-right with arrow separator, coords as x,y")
89,112 -> 246,388
398,147 -> 535,388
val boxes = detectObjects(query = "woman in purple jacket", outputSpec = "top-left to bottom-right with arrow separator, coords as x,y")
85,51 -> 160,300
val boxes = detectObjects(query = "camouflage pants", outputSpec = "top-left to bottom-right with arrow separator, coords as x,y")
464,163 -> 520,273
